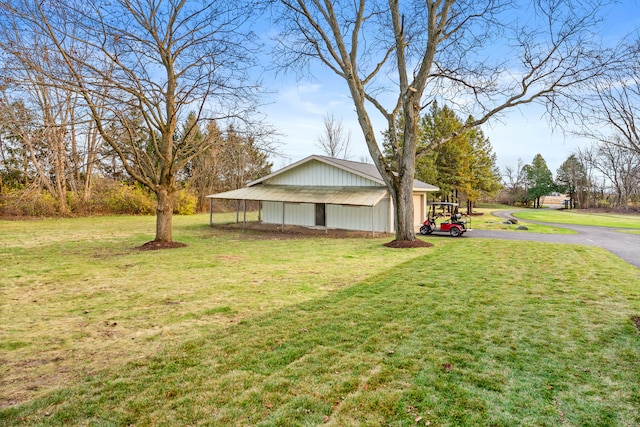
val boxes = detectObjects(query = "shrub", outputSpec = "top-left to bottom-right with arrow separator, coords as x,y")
173,189 -> 197,215
90,181 -> 155,215
0,180 -> 200,217
0,188 -> 58,217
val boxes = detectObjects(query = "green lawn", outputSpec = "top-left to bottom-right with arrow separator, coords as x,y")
620,229 -> 640,235
514,209 -> 640,229
469,207 -> 576,234
1,214 -> 640,426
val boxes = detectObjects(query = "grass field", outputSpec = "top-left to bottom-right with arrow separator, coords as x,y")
513,209 -> 640,229
469,207 -> 576,234
1,213 -> 640,426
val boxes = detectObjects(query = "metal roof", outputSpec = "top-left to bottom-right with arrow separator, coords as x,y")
207,185 -> 389,206
248,155 -> 439,191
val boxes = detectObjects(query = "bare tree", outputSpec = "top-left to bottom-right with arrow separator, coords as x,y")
501,159 -> 529,206
0,28 -> 91,214
556,154 -> 589,208
271,0 -> 614,241
579,39 -> 640,154
316,113 -> 351,159
579,141 -> 640,208
575,145 -> 604,208
0,0 -> 264,243
569,37 -> 640,209
0,89 -> 77,214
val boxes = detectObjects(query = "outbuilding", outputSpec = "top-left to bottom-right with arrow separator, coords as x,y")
207,155 -> 438,234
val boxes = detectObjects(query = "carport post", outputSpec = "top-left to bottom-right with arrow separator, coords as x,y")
243,199 -> 247,231
371,205 -> 375,238
209,197 -> 213,227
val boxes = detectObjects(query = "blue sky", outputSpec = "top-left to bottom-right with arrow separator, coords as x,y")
258,1 -> 640,175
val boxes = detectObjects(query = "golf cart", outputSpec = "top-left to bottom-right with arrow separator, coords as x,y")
419,202 -> 470,237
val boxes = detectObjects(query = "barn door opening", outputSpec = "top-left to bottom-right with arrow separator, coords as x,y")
315,203 -> 326,226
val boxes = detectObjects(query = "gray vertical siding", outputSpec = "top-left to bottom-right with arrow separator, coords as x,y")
263,198 -> 392,232
263,201 -> 314,227
266,160 -> 381,187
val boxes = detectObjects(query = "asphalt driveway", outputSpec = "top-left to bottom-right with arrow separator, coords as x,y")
465,210 -> 640,269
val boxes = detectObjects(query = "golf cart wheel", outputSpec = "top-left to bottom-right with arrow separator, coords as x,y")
450,227 -> 461,237
419,225 -> 429,235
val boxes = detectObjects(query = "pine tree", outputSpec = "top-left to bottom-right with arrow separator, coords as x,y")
556,154 -> 588,208
526,154 -> 554,208
464,116 -> 502,213
416,103 -> 501,213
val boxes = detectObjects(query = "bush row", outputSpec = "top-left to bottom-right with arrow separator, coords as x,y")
0,180 -> 198,217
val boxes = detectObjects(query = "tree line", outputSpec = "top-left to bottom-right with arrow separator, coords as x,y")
0,100 -> 272,216
501,144 -> 640,211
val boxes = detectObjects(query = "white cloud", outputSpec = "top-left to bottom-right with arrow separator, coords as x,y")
279,84 -> 327,115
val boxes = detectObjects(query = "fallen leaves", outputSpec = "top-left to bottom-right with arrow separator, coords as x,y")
407,405 -> 432,425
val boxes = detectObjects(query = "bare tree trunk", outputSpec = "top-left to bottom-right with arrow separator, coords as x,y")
22,135 -> 54,195
52,129 -> 69,214
155,186 -> 175,243
394,102 -> 420,241
66,96 -> 80,194
391,178 -> 416,240
83,123 -> 99,202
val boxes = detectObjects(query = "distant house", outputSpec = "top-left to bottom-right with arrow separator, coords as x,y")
207,155 -> 438,233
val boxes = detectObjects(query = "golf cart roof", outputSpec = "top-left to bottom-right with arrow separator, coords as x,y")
429,202 -> 458,206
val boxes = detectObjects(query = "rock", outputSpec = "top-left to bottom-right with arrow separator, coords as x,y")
516,225 -> 528,230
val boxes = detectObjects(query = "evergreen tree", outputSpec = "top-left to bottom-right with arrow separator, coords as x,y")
464,116 -> 502,213
556,154 -> 588,208
416,103 -> 501,213
526,154 -> 554,208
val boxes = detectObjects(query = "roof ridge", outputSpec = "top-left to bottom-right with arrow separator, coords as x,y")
247,154 -> 437,191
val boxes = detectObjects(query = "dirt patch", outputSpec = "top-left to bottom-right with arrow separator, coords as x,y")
214,223 -> 435,248
383,239 -> 433,248
631,316 -> 640,333
213,222 -> 394,240
136,240 -> 188,250
218,255 -> 242,261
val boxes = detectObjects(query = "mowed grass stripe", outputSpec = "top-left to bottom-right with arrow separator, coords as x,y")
514,209 -> 640,228
2,237 -> 639,426
0,214 -> 432,411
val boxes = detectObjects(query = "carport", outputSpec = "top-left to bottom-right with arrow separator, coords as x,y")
207,184 -> 389,236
